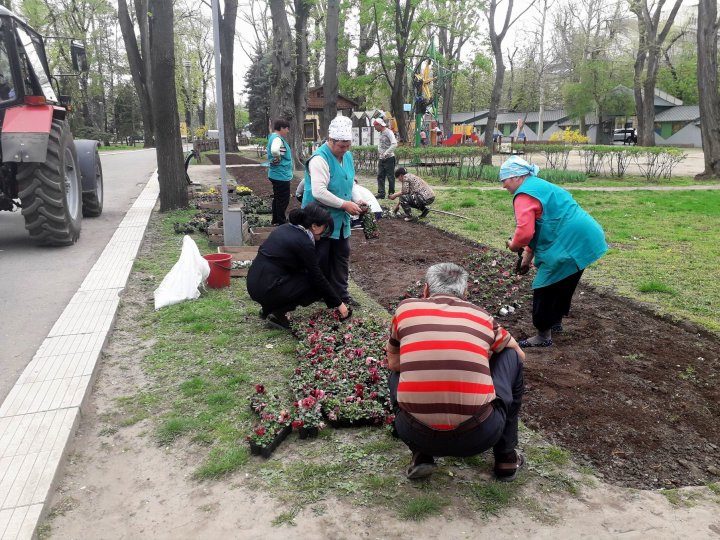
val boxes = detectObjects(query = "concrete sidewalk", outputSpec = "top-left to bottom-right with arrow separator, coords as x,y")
0,174 -> 159,540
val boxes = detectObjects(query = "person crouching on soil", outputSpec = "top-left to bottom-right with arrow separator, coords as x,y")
386,262 -> 526,481
246,203 -> 350,331
500,156 -> 608,348
389,167 -> 435,221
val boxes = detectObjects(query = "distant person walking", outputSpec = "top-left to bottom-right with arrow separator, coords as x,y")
373,118 -> 397,199
267,118 -> 293,225
500,156 -> 607,348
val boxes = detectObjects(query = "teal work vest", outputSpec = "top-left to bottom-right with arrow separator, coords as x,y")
302,143 -> 355,239
267,133 -> 293,181
514,176 -> 607,288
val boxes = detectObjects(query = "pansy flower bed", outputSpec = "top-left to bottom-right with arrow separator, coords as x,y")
247,311 -> 395,457
399,246 -> 533,317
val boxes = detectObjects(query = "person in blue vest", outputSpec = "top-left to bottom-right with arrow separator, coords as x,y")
501,156 -> 607,348
302,115 -> 363,307
267,118 -> 293,225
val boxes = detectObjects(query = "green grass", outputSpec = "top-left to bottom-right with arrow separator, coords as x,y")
398,494 -> 447,521
426,187 -> 720,331
467,481 -> 520,516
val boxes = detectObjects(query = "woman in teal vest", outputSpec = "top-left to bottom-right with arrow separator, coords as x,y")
267,118 -> 294,225
302,115 -> 363,305
501,156 -> 607,348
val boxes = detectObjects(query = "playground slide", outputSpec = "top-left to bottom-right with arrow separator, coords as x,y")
442,133 -> 463,145
442,133 -> 482,145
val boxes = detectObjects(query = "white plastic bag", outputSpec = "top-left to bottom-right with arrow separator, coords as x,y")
153,235 -> 211,310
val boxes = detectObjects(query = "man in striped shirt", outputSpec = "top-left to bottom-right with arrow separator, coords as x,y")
386,263 -> 526,481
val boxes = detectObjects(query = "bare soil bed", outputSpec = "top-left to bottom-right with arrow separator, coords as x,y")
222,158 -> 720,491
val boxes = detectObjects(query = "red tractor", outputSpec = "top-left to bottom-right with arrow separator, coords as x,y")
0,6 -> 103,245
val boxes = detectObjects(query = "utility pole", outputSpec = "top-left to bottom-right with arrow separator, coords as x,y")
183,60 -> 192,141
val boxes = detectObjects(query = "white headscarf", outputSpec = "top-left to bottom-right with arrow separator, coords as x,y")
328,115 -> 353,141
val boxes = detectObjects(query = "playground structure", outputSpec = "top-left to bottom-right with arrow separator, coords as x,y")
411,43 -> 451,148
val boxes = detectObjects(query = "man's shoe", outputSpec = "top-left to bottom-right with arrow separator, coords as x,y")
259,308 -> 268,320
494,450 -> 525,482
266,312 -> 291,331
406,452 -> 436,480
419,207 -> 430,219
375,193 -> 386,199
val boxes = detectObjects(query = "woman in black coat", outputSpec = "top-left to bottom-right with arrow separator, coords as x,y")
246,203 -> 350,330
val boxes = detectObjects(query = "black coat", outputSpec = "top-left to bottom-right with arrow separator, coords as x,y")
246,224 -> 341,311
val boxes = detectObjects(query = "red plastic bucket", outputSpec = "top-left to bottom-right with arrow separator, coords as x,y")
203,253 -> 232,288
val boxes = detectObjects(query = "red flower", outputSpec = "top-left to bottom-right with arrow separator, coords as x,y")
292,420 -> 304,429
254,426 -> 267,436
370,391 -> 378,400
302,396 -> 316,409
255,384 -> 265,394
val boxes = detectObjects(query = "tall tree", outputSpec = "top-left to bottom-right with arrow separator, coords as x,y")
218,0 -> 239,151
348,0 -> 377,107
482,0 -> 535,163
148,0 -> 187,210
696,0 -> 720,178
322,0 -> 341,138
434,0 -> 483,140
293,0 -> 311,166
117,0 -> 155,146
372,0 -> 424,140
629,0 -> 683,146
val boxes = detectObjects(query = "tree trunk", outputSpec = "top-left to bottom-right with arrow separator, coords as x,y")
353,14 -> 375,108
268,0 -> 296,127
631,0 -> 684,147
696,0 -> 720,178
483,47 -> 505,164
219,0 -> 239,151
118,0 -> 154,146
148,0 -> 187,210
294,0 -> 310,167
322,0 -> 341,138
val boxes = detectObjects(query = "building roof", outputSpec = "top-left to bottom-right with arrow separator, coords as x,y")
306,87 -> 359,111
440,111 -> 489,125
558,114 -> 599,127
654,88 -> 683,107
654,105 -> 700,122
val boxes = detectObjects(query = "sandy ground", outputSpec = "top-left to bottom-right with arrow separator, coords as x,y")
43,333 -> 720,539
42,160 -> 720,539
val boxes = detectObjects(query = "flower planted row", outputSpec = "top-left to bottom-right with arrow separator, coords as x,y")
397,247 -> 531,317
247,312 -> 394,457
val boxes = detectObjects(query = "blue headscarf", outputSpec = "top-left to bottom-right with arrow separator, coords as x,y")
499,156 -> 540,181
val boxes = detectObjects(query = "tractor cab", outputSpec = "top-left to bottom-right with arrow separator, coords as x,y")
0,8 -> 60,111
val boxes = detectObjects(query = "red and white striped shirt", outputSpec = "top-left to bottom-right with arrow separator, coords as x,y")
387,294 -> 511,430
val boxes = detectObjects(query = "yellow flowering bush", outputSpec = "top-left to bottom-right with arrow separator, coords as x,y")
549,128 -> 589,144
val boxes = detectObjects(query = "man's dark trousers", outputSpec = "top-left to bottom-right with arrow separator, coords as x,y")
270,180 -> 290,225
376,156 -> 396,197
389,348 -> 524,459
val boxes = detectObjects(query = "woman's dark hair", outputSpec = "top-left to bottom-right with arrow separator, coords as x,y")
288,202 -> 334,236
273,118 -> 290,131
394,166 -> 408,178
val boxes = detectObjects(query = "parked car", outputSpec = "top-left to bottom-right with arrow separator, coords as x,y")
614,128 -> 637,145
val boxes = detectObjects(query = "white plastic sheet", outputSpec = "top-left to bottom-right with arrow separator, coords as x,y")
153,235 -> 211,310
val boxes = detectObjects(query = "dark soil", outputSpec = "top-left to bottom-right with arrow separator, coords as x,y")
222,156 -> 720,490
206,153 -> 264,166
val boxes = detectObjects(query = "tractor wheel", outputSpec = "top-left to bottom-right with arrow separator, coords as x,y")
17,120 -> 82,246
77,142 -> 104,217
